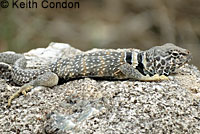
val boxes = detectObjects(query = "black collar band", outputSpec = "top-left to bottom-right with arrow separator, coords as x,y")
136,53 -> 146,76
125,52 -> 132,65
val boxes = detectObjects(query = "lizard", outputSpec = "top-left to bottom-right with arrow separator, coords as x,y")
0,43 -> 192,106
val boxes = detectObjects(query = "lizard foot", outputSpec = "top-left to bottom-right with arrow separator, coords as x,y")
7,72 -> 59,107
8,84 -> 34,107
141,74 -> 169,81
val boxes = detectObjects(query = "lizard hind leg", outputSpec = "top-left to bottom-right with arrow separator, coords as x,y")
8,72 -> 59,107
31,72 -> 59,87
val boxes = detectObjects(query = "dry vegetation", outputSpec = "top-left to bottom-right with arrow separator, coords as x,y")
0,0 -> 199,68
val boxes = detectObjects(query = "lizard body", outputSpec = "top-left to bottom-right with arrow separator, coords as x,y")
0,43 -> 192,106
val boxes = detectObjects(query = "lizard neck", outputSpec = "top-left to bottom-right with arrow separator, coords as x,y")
123,51 -> 151,76
138,51 -> 156,76
135,52 -> 146,76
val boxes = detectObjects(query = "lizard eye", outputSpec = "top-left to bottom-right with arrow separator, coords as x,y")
172,52 -> 178,56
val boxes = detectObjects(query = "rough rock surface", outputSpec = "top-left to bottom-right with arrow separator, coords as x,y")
0,43 -> 200,134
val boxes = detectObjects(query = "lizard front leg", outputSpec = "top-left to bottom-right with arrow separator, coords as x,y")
119,63 -> 169,81
8,72 -> 59,107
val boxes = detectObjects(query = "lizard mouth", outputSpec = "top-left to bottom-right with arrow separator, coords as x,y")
187,54 -> 192,62
177,54 -> 192,68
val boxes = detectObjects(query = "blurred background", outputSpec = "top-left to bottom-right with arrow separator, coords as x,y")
0,0 -> 199,68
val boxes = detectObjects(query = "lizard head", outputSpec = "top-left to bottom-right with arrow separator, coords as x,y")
144,43 -> 192,76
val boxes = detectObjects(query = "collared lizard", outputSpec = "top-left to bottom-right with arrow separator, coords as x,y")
0,43 -> 192,106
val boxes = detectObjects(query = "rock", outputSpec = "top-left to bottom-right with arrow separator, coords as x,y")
0,42 -> 200,133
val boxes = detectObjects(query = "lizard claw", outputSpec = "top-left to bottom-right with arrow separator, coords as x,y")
159,75 -> 169,80
151,74 -> 169,81
22,90 -> 27,96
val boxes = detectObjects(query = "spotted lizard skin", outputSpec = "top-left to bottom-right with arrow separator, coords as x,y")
0,43 -> 192,106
